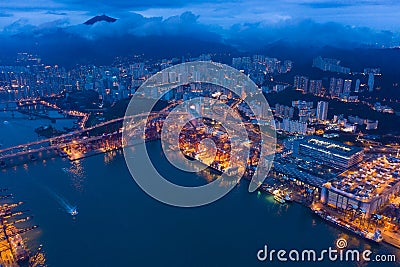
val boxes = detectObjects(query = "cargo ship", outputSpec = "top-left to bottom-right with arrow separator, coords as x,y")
312,207 -> 383,243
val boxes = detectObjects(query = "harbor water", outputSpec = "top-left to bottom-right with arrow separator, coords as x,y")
0,115 -> 399,266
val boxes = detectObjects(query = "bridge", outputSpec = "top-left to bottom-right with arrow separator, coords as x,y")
0,96 -> 275,169
0,110 -> 172,168
1,98 -> 89,126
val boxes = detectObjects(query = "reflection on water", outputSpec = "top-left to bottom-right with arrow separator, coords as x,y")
0,114 -> 399,267
63,160 -> 85,193
0,151 -> 399,267
104,150 -> 119,165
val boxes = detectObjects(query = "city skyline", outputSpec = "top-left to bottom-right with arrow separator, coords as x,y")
0,2 -> 400,266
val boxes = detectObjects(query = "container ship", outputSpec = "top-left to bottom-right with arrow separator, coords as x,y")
312,206 -> 383,243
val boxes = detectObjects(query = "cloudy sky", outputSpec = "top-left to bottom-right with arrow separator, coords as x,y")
0,0 -> 399,53
0,0 -> 399,30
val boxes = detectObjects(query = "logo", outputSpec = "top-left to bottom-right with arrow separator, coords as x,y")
336,238 -> 347,249
257,239 -> 396,263
122,61 -> 276,207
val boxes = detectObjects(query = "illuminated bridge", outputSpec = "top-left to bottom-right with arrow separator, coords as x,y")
0,111 -> 167,168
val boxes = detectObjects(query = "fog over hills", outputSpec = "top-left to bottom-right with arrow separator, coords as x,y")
0,11 -> 398,67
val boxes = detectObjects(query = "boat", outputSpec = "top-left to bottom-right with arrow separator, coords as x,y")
284,193 -> 293,202
312,207 -> 383,243
364,229 -> 383,243
260,185 -> 274,194
182,151 -> 224,174
274,194 -> 286,204
70,208 -> 78,216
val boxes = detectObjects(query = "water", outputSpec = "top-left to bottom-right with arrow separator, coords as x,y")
0,120 -> 399,266
0,109 -> 76,149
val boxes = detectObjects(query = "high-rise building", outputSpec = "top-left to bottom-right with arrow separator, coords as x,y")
292,100 -> 313,109
364,68 -> 381,75
336,78 -> 344,96
308,80 -> 322,95
281,118 -> 307,135
316,101 -> 329,121
312,56 -> 350,74
342,79 -> 352,96
162,71 -> 169,84
275,104 -> 294,119
329,78 -> 337,96
168,72 -> 177,83
283,60 -> 293,73
253,55 -> 265,63
366,120 -> 378,130
241,57 -> 252,70
294,75 -> 309,91
368,73 -> 375,92
232,58 -> 242,69
329,77 -> 343,98
354,79 -> 361,93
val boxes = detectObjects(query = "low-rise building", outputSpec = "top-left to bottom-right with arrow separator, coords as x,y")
321,156 -> 400,217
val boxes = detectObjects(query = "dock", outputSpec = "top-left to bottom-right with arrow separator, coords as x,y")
382,231 -> 400,249
0,194 -> 39,266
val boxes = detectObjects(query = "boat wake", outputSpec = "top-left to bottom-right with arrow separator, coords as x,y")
47,188 -> 78,216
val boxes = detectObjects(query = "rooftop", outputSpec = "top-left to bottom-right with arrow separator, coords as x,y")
325,156 -> 400,202
299,136 -> 363,157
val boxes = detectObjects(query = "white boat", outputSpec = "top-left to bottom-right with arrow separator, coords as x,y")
274,195 -> 286,204
70,208 -> 78,216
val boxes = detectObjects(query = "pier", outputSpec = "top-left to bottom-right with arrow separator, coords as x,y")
0,193 -> 38,267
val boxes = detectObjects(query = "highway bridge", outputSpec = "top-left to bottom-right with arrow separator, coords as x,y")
0,110 -> 170,168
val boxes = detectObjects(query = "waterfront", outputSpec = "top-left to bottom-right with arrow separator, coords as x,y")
1,102 -> 399,266
1,139 -> 399,266
1,1 -> 400,265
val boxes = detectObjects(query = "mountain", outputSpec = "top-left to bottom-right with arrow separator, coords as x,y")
84,15 -> 117,25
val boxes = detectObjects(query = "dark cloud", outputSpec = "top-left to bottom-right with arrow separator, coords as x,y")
50,0 -> 237,11
298,0 -> 390,9
0,11 -> 230,66
0,10 -> 398,67
2,18 -> 69,36
0,12 -> 12,17
224,19 -> 395,50
62,12 -> 220,41
1,11 -> 396,48
2,19 -> 36,35
45,11 -> 68,15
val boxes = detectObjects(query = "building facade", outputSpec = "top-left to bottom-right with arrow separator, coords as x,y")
293,136 -> 364,170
